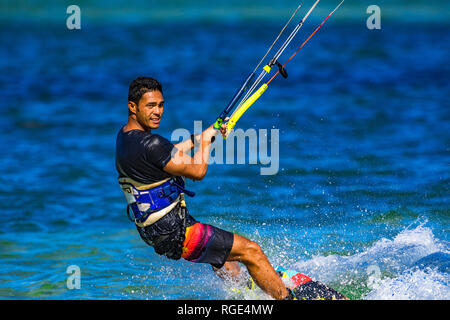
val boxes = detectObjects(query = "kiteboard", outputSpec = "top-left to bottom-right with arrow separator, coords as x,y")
232,265 -> 347,300
275,266 -> 347,300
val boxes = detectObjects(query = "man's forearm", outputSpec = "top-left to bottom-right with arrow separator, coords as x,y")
191,126 -> 217,176
174,137 -> 194,154
174,124 -> 217,154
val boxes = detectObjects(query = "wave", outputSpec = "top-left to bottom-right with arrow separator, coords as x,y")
223,221 -> 449,300
290,221 -> 450,299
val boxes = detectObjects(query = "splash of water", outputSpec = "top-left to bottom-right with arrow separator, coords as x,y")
224,221 -> 449,300
288,221 -> 449,299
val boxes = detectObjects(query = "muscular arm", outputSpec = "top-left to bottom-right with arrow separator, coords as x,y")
173,135 -> 196,154
172,117 -> 230,154
164,124 -> 218,181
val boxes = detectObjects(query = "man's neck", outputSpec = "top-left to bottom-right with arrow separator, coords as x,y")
124,117 -> 148,133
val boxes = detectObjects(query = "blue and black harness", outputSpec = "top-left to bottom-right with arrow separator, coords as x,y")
120,177 -> 195,224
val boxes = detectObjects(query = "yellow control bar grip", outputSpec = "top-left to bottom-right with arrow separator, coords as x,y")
226,84 -> 269,135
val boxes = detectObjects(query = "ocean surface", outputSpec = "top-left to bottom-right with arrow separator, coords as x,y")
0,0 -> 449,300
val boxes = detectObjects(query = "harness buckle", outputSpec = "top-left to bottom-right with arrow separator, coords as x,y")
161,184 -> 173,197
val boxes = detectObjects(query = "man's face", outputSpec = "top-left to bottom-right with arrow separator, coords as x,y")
132,90 -> 164,130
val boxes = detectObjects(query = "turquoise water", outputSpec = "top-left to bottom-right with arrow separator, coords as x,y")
0,1 -> 449,299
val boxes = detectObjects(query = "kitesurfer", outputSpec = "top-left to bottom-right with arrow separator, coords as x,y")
116,76 -> 294,300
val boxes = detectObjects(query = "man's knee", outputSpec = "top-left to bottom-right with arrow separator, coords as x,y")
229,235 -> 266,264
240,239 -> 265,263
246,240 -> 263,254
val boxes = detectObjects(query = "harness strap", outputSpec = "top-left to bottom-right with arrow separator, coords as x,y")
119,175 -> 194,226
134,196 -> 181,227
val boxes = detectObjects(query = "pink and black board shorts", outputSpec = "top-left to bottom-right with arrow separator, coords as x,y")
181,221 -> 234,268
137,205 -> 234,269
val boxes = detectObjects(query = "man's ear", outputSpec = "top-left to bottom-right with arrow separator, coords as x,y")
128,101 -> 137,115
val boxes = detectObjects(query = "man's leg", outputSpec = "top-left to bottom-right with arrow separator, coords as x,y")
180,220 -> 288,299
224,234 -> 289,300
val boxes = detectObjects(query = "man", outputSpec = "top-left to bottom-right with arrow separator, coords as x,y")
116,76 -> 293,300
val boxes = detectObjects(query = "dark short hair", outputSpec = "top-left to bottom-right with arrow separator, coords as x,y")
128,77 -> 163,104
